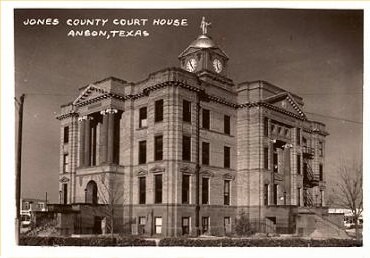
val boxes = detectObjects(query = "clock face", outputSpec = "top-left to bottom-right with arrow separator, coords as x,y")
186,58 -> 197,72
213,58 -> 223,73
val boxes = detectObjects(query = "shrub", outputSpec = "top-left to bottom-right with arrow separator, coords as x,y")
19,236 -> 156,246
158,238 -> 362,247
19,236 -> 362,247
116,236 -> 156,246
19,236 -> 49,246
234,211 -> 255,236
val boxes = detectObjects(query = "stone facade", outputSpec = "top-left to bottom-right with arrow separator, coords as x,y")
56,30 -> 328,237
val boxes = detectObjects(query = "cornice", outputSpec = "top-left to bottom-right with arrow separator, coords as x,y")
238,102 -> 306,121
60,77 -> 326,129
56,111 -> 78,120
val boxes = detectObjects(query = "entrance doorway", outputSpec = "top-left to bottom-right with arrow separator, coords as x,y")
93,216 -> 102,234
266,217 -> 277,233
201,217 -> 209,234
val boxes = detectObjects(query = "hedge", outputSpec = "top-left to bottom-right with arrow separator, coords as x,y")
19,236 -> 156,246
19,236 -> 362,247
158,238 -> 362,247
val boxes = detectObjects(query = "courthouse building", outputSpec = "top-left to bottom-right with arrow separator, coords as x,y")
55,21 -> 329,236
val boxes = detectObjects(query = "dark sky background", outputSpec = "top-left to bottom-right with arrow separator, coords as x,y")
14,9 -> 363,202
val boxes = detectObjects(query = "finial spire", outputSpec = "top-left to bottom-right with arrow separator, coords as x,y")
200,16 -> 211,35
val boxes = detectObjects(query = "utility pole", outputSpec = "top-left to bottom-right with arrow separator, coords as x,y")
15,94 -> 25,244
45,192 -> 48,210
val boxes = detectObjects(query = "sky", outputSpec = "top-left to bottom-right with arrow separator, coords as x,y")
13,9 -> 363,203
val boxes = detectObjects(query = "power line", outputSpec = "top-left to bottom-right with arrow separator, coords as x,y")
298,92 -> 362,96
16,92 -> 364,125
24,93 -> 76,97
305,111 -> 362,125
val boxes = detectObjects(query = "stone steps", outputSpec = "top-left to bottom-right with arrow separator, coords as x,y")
309,214 -> 349,239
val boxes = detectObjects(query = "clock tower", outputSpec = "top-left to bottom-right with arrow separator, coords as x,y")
179,17 -> 229,78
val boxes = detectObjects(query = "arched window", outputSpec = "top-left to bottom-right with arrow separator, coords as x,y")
85,180 -> 98,204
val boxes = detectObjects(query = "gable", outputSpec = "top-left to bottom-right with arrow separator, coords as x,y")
73,84 -> 109,106
274,98 -> 301,115
264,93 -> 306,118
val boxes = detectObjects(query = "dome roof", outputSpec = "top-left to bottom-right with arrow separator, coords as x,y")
189,34 -> 216,48
178,33 -> 228,59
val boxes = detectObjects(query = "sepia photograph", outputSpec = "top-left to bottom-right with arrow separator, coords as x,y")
1,2 -> 366,257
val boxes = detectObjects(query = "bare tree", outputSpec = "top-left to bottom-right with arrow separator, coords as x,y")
330,159 -> 363,239
97,173 -> 124,238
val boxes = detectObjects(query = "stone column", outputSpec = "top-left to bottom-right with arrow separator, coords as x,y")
100,110 -> 109,164
321,190 -> 325,206
84,116 -> 92,166
78,116 -> 87,167
106,108 -> 118,164
283,146 -> 291,205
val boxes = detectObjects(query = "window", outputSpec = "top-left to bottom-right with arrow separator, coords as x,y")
319,164 -> 323,181
297,187 -> 301,206
202,142 -> 210,165
318,141 -> 323,156
154,135 -> 163,161
296,128 -> 301,145
37,202 -> 45,210
154,99 -> 163,122
264,117 -> 269,136
303,162 -> 307,174
224,146 -> 230,168
202,109 -> 210,129
139,107 -> 147,128
63,184 -> 68,204
264,184 -> 269,206
154,174 -> 162,203
273,149 -> 278,173
155,217 -> 162,234
273,184 -> 278,205
139,177 -> 146,204
85,180 -> 98,204
138,216 -> 146,234
183,100 -> 191,122
202,177 -> 209,204
182,217 -> 190,235
224,180 -> 230,205
264,147 -> 269,169
63,154 -> 69,173
23,202 -> 30,210
63,126 -> 69,143
224,115 -> 230,134
182,135 -> 191,161
297,154 -> 301,175
182,174 -> 190,204
271,124 -> 276,133
202,217 -> 209,234
139,140 -> 147,164
303,137 -> 307,146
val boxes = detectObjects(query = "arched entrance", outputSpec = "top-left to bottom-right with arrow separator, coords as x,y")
85,180 -> 98,204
